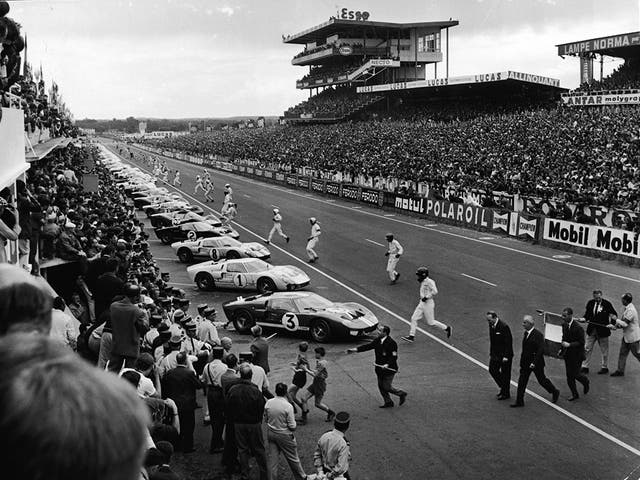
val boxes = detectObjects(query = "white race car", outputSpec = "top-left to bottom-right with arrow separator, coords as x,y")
187,258 -> 310,294
172,236 -> 270,263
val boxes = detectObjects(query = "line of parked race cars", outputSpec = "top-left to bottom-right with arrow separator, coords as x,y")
102,149 -> 379,343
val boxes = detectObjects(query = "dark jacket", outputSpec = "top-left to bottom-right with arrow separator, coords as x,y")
250,337 -> 270,374
226,380 -> 265,424
489,319 -> 514,360
94,272 -> 124,318
520,328 -> 546,369
583,298 -> 616,338
356,335 -> 399,372
161,365 -> 201,411
110,297 -> 148,357
562,320 -> 586,363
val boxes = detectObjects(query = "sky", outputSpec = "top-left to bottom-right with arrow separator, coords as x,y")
8,0 -> 640,118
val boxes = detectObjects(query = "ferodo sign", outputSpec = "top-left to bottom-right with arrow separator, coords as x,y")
425,200 -> 492,228
543,218 -> 640,258
311,180 -> 325,193
326,181 -> 340,196
360,188 -> 381,206
286,174 -> 297,186
341,185 -> 359,200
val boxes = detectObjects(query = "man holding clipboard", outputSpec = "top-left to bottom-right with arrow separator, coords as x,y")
347,325 -> 407,408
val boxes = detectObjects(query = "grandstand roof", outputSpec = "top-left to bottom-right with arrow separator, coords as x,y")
283,18 -> 459,44
556,31 -> 640,58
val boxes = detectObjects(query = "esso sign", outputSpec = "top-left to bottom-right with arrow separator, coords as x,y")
339,45 -> 353,55
339,8 -> 370,21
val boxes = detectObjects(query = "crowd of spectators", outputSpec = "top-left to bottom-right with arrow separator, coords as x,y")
574,57 -> 640,93
285,87 -> 382,119
0,1 -> 22,104
146,99 -> 640,211
298,63 -> 360,85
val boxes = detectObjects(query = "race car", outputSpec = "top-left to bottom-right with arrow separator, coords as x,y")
222,291 -> 379,343
155,221 -> 232,244
187,258 -> 310,294
144,200 -> 204,217
171,236 -> 270,263
133,193 -> 184,209
150,211 -> 239,239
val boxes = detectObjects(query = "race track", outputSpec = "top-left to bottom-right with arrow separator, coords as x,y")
106,139 -> 640,480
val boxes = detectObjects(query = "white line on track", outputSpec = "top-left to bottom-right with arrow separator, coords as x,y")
384,214 -> 396,217
351,206 -> 362,209
365,239 -> 385,247
461,273 -> 497,287
119,147 -> 640,457
243,194 -> 252,198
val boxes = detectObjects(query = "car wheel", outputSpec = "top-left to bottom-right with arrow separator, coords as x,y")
195,272 -> 215,291
158,233 -> 172,245
311,319 -> 332,343
233,309 -> 255,334
226,250 -> 240,260
257,277 -> 276,294
177,248 -> 193,263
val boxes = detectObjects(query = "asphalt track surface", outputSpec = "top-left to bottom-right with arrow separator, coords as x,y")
104,139 -> 640,480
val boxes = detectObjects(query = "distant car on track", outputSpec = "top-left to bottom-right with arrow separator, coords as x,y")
144,200 -> 204,217
187,258 -> 310,294
171,236 -> 270,263
222,291 -> 379,343
150,211 -> 240,239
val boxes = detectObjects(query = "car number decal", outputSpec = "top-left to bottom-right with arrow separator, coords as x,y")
187,230 -> 197,241
233,273 -> 247,287
282,312 -> 299,331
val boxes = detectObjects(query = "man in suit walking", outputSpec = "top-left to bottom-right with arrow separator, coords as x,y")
561,307 -> 590,401
250,325 -> 270,374
486,311 -> 513,400
512,315 -> 560,407
347,325 -> 407,408
109,284 -> 149,372
162,352 -> 202,453
580,290 -> 617,374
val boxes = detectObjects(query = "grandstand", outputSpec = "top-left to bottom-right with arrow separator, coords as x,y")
283,16 -> 458,122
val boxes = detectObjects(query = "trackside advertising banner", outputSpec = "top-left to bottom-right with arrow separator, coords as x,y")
492,212 -> 538,238
425,199 -> 492,228
543,218 -> 640,258
562,93 -> 640,106
360,187 -> 383,206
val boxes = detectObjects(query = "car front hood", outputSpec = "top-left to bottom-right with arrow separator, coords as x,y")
272,266 -> 309,282
325,303 -> 378,327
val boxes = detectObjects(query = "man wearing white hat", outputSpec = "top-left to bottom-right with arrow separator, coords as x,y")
266,208 -> 290,244
306,217 -> 321,263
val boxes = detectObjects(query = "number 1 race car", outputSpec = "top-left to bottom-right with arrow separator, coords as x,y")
222,291 -> 379,343
187,258 -> 310,294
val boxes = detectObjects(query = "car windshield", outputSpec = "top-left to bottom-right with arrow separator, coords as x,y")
295,294 -> 333,310
243,259 -> 271,273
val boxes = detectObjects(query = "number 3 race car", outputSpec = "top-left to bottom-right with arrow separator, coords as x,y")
222,291 -> 379,343
187,258 -> 310,294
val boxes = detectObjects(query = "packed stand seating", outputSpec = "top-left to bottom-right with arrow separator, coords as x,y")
284,86 -> 382,118
573,57 -> 640,93
298,63 -> 360,84
146,99 -> 640,214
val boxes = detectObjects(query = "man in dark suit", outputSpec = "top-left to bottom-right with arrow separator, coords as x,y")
512,315 -> 560,407
347,325 -> 407,408
162,352 -> 202,453
250,325 -> 270,374
94,258 -> 124,318
486,311 -> 513,400
561,307 -> 589,401
109,283 -> 149,372
580,290 -> 616,374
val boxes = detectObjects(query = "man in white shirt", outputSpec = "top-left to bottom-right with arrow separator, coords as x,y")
384,233 -> 403,284
120,353 -> 158,398
610,293 -> 640,376
266,208 -> 290,244
203,347 -> 228,453
402,267 -> 452,343
239,352 -> 273,399
197,307 -> 220,346
50,297 -> 77,350
314,411 -> 352,479
264,383 -> 307,480
306,217 -> 321,263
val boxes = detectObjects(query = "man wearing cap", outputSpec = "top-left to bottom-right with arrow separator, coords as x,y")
109,284 -> 149,372
157,334 -> 197,378
266,208 -> 290,245
226,363 -> 268,480
314,411 -> 352,480
198,307 -> 220,346
162,352 -> 202,453
195,303 -> 208,326
347,325 -> 407,408
609,293 -> 640,377
384,233 -> 403,284
143,314 -> 164,353
203,347 -> 227,453
151,323 -> 172,361
306,217 -> 321,263
250,325 -> 270,374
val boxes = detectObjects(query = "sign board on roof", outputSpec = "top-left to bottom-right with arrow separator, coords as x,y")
557,32 -> 640,55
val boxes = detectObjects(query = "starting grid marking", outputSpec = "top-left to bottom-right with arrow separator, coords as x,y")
117,145 -> 640,458
365,238 -> 385,247
460,273 -> 497,287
